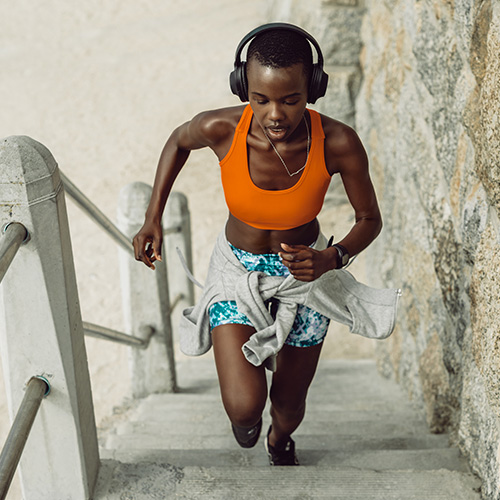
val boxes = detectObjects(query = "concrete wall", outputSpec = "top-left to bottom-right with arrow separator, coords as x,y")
268,0 -> 500,498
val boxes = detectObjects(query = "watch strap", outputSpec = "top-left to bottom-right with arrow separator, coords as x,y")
332,244 -> 349,269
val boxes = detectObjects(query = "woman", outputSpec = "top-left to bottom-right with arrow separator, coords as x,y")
133,23 -> 390,466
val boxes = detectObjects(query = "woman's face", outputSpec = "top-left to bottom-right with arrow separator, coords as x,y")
246,59 -> 309,143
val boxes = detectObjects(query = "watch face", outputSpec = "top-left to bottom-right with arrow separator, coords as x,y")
341,254 -> 349,265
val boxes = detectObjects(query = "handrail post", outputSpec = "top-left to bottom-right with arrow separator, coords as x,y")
117,182 -> 177,397
0,136 -> 99,499
164,192 -> 195,339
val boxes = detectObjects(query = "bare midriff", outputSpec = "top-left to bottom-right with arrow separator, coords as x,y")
225,212 -> 320,254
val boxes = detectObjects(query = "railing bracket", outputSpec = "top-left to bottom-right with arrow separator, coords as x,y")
31,376 -> 51,397
2,222 -> 29,244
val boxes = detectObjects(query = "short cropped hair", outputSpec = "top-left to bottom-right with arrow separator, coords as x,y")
247,29 -> 313,80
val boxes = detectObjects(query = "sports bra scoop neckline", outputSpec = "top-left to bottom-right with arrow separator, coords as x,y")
219,105 -> 331,231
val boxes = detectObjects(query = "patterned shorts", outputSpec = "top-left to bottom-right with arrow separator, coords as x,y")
209,243 -> 330,348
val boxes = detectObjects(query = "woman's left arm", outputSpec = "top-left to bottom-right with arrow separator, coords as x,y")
325,120 -> 382,257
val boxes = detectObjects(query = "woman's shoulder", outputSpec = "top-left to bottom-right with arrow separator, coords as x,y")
184,106 -> 245,157
194,105 -> 247,133
317,112 -> 365,156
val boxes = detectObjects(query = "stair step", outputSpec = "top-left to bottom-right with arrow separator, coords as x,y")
112,417 -> 435,442
177,358 -> 414,402
133,392 -> 420,415
100,445 -> 468,471
105,429 -> 450,452
104,431 -> 457,461
94,462 -> 481,500
128,406 -> 429,428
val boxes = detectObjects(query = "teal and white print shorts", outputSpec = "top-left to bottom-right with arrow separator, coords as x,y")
209,243 -> 330,348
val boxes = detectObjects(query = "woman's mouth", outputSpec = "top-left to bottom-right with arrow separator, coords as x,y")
266,126 -> 287,140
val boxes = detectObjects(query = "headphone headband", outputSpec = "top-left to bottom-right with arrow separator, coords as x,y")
233,22 -> 325,68
229,22 -> 329,104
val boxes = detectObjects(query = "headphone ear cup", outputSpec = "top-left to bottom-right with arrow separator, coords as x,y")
229,67 -> 239,98
308,64 -> 329,104
239,62 -> 248,102
230,62 -> 248,102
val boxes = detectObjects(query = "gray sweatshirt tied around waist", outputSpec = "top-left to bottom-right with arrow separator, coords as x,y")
179,231 -> 401,371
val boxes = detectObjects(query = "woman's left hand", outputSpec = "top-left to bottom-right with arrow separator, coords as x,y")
279,243 -> 336,282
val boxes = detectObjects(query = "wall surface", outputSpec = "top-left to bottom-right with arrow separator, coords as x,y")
357,2 -> 500,498
269,0 -> 500,498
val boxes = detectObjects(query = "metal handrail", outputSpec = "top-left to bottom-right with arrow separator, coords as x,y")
0,376 -> 50,499
60,172 -> 181,256
60,172 -> 135,256
82,292 -> 183,348
83,322 -> 155,348
0,223 -> 28,285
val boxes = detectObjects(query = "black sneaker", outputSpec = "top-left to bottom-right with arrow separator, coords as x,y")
231,418 -> 262,448
264,426 -> 299,466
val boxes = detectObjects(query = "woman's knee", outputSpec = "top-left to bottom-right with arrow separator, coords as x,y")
223,393 -> 266,427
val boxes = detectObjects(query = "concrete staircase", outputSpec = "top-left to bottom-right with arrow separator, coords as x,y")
95,357 -> 481,499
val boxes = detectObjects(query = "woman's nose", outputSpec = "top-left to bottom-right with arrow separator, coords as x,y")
268,103 -> 285,122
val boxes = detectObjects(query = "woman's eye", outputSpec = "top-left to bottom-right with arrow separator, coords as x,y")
285,101 -> 298,106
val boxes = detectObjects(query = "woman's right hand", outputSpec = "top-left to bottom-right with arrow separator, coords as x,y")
133,219 -> 163,270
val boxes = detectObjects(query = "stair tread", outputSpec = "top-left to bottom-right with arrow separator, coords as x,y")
134,398 -> 418,415
112,418 -> 438,441
95,461 -> 481,500
104,432 -> 459,459
100,446 -> 469,471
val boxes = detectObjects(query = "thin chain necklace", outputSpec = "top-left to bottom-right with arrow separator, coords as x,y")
262,115 -> 310,177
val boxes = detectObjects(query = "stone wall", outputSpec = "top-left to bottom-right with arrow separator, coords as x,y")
268,0 -> 500,497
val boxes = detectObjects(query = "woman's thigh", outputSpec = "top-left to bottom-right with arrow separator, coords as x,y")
270,342 -> 323,411
212,323 -> 268,423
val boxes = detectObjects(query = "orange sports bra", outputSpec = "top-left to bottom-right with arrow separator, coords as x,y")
219,105 -> 331,230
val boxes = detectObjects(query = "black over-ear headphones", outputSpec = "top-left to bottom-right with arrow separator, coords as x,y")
229,22 -> 329,104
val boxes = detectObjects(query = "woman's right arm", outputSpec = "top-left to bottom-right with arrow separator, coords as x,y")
133,111 -> 223,269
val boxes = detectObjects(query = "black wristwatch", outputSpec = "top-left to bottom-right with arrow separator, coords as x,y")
332,244 -> 349,269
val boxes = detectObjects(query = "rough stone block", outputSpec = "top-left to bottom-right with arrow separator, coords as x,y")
312,65 -> 361,127
470,222 -> 500,416
315,7 -> 365,66
418,332 -> 458,433
471,4 -> 500,215
266,0 -> 364,65
458,356 -> 500,500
